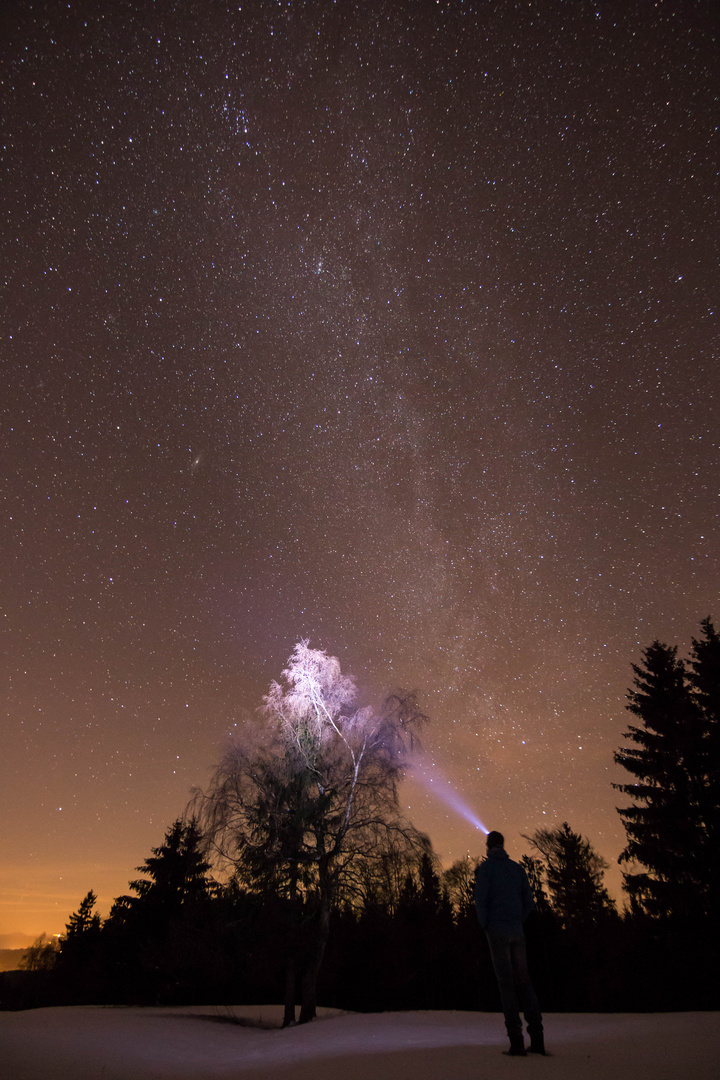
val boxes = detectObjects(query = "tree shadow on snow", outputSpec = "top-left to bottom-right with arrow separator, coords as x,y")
172,1008 -> 281,1030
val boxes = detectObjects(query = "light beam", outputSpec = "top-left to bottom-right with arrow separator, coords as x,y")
410,759 -> 489,835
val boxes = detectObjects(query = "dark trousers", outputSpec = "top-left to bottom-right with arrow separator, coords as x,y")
486,931 -> 543,1041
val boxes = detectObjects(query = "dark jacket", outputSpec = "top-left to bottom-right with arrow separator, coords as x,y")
474,847 -> 535,935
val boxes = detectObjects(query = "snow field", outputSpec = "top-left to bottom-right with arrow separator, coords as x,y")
0,1005 -> 718,1080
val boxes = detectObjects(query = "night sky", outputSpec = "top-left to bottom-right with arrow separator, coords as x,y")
2,0 -> 718,939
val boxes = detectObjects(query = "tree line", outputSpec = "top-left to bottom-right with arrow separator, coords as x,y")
2,621 -> 718,1014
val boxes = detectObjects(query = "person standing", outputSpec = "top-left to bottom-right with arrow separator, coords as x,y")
474,830 -> 545,1056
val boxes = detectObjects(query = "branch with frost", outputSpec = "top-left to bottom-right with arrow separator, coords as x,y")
191,644 -> 427,909
261,640 -> 359,771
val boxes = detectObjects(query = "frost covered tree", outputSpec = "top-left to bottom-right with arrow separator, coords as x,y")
614,621 -> 719,920
193,640 -> 427,1025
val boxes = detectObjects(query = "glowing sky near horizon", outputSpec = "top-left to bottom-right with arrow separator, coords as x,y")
2,0 -> 718,939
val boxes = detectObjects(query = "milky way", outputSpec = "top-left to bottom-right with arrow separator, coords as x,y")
2,0 -> 717,937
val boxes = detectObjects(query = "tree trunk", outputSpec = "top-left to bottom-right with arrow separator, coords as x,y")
298,897 -> 330,1024
282,954 -> 296,1027
282,875 -> 300,1027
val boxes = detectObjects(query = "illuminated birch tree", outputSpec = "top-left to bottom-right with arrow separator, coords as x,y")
193,640 -> 427,1025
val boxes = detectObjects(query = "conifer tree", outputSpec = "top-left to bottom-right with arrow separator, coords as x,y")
129,818 -> 213,910
614,632 -> 715,919
519,854 -> 552,917
60,890 -> 102,981
65,890 -> 101,938
524,822 -> 615,926
102,820 -> 216,1004
688,618 -> 720,870
417,851 -> 446,915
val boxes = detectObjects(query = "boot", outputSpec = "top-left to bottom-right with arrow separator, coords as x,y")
506,1036 -> 527,1056
527,1033 -> 546,1055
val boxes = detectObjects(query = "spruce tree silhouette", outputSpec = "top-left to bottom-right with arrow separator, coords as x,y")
103,819 -> 215,1003
524,823 -> 615,928
614,627 -> 717,920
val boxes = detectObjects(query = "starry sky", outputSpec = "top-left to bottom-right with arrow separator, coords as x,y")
2,0 -> 718,940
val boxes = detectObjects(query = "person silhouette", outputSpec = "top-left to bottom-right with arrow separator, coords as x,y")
474,830 -> 545,1056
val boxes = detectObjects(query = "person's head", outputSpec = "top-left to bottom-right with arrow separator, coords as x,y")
486,830 -> 504,850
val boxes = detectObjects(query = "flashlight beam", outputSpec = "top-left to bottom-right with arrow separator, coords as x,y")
410,760 -> 489,835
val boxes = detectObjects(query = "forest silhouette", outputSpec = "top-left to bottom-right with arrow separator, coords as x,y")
2,621 -> 718,1015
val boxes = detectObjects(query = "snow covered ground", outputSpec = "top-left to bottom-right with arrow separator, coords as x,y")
0,1005 -> 717,1080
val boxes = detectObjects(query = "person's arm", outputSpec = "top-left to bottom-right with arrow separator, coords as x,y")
474,864 -> 490,929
